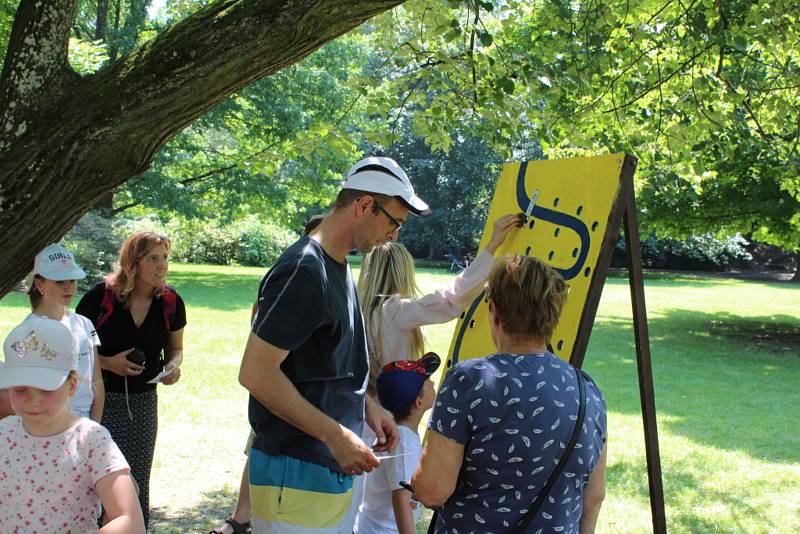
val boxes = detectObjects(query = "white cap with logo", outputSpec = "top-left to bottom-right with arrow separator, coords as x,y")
33,244 -> 86,281
343,156 -> 432,216
1,316 -> 76,391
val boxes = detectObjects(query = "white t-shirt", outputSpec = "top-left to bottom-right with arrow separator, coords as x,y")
0,417 -> 129,533
26,311 -> 101,417
354,425 -> 423,533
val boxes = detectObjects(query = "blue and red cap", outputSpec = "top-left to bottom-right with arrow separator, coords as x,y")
376,352 -> 441,414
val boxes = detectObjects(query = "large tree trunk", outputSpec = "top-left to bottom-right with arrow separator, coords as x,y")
0,0 -> 406,299
792,251 -> 800,282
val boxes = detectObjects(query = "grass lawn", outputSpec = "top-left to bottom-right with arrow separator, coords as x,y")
1,262 -> 798,533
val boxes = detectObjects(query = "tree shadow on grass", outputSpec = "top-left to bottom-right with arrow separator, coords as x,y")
149,487 -> 238,533
607,269 -> 800,290
607,456 -> 779,532
585,310 -> 800,464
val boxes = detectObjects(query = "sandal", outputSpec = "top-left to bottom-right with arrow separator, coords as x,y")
209,516 -> 251,534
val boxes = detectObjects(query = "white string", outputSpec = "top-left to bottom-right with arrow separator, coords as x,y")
124,376 -> 133,420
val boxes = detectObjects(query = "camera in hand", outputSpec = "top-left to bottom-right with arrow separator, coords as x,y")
126,348 -> 146,366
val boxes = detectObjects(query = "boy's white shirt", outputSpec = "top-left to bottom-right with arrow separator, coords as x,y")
354,425 -> 423,533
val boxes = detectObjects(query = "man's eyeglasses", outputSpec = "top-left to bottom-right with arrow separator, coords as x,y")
375,202 -> 405,231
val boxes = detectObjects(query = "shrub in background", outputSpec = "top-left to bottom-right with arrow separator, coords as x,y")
237,217 -> 298,266
61,211 -> 122,290
119,215 -> 299,267
613,233 -> 752,271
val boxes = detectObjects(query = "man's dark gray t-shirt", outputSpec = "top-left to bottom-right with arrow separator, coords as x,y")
248,235 -> 369,473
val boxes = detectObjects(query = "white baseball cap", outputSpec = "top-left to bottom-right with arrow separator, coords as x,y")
343,156 -> 432,216
33,244 -> 86,281
1,316 -> 76,391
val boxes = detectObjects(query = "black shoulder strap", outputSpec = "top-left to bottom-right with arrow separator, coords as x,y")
515,368 -> 587,532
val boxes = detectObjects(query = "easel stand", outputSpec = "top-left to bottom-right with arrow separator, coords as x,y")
570,155 -> 667,533
433,154 -> 666,533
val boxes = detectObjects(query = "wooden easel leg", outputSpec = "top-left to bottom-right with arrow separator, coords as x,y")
622,183 -> 667,534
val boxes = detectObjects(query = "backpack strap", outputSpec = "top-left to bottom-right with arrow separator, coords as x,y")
515,367 -> 587,532
95,283 -> 178,333
161,285 -> 177,332
96,283 -> 118,330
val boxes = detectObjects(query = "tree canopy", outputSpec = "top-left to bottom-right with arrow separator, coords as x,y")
0,0 -> 797,297
0,0 -> 404,297
362,0 -> 798,248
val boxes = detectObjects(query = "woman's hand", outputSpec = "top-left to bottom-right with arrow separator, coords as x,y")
102,349 -> 145,377
160,360 -> 181,385
162,333 -> 183,386
486,213 -> 524,255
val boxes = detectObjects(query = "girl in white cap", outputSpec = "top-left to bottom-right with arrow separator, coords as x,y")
0,315 -> 144,532
27,243 -> 105,421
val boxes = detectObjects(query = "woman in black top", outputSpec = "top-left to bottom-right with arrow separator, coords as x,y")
77,231 -> 186,528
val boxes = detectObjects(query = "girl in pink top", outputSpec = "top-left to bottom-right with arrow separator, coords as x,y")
0,316 -> 144,533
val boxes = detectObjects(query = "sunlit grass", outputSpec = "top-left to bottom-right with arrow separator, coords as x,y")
1,263 -> 798,533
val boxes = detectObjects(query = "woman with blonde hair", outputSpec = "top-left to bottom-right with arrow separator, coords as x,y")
77,231 -> 187,528
358,213 -> 522,384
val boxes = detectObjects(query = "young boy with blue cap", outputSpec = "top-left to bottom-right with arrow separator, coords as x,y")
354,353 -> 440,534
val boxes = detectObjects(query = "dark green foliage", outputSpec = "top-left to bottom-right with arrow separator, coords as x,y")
367,0 -> 799,251
114,36 -> 372,227
614,233 -> 752,272
236,219 -> 298,267
389,132 -> 506,259
126,216 -> 299,267
0,0 -> 14,69
57,212 -> 300,289
171,220 -> 241,265
61,211 -> 122,289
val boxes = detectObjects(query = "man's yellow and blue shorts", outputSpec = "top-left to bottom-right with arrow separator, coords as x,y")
249,449 -> 355,533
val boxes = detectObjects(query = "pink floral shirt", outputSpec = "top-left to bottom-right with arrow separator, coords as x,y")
0,417 -> 129,533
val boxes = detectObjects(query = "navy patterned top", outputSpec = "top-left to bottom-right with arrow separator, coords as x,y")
429,352 -> 607,534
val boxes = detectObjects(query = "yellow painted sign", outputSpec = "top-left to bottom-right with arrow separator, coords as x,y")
442,154 -> 626,372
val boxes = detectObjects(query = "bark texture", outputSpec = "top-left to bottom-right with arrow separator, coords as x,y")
0,0 -> 406,298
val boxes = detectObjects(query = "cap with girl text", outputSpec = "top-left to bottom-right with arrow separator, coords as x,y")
33,243 -> 86,281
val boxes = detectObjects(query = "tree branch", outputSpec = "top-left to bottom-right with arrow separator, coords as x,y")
109,201 -> 140,215
77,0 -> 406,168
603,44 -> 711,113
0,0 -> 407,299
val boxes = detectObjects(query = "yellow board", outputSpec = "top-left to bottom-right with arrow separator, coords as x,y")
442,154 -> 626,373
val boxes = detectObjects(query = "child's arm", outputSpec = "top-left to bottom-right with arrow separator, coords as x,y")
96,470 -> 145,533
90,347 -> 105,422
391,488 -> 417,534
